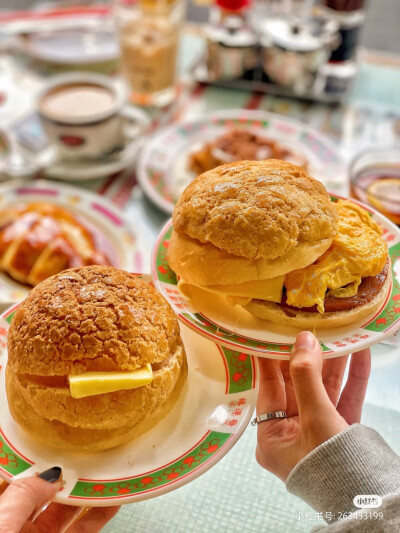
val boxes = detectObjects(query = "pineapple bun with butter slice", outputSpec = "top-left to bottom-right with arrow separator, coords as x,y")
6,265 -> 187,451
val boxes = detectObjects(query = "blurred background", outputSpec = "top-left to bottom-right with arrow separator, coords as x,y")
4,0 -> 400,54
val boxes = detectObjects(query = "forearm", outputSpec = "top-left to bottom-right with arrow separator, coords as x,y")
286,424 -> 400,521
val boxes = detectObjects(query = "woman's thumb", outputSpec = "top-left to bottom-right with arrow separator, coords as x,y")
290,332 -> 333,422
0,467 -> 61,533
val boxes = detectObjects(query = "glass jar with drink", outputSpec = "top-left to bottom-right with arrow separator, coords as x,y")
350,148 -> 400,226
113,0 -> 185,107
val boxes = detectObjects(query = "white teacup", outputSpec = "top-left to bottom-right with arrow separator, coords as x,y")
38,73 -> 145,159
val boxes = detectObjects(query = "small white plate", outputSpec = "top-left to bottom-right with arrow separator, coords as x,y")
138,109 -> 346,214
17,28 -> 119,70
152,196 -> 400,359
0,285 -> 258,506
0,180 -> 143,310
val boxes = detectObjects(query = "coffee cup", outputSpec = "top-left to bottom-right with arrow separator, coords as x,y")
38,73 -> 147,159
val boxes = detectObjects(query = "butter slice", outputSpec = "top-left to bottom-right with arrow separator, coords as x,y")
69,364 -> 153,399
178,276 -> 285,304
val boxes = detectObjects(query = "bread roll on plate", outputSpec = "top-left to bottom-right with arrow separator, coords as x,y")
6,266 -> 187,452
167,160 -> 390,329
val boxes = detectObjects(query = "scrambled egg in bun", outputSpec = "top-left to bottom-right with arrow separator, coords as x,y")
6,266 -> 187,451
167,160 -> 390,328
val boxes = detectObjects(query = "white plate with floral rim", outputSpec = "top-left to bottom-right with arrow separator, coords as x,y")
0,281 -> 258,506
151,195 -> 400,359
0,180 -> 144,310
137,109 -> 346,214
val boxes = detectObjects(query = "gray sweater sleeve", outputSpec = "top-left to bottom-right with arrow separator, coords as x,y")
286,424 -> 400,532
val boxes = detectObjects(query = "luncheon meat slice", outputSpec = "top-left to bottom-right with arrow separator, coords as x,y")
279,261 -> 389,315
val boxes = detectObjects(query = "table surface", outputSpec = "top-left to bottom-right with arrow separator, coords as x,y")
0,29 -> 400,533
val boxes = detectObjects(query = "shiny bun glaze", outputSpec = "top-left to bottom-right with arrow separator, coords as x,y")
0,202 -> 112,286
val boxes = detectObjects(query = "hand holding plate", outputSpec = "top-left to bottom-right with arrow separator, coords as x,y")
255,331 -> 371,481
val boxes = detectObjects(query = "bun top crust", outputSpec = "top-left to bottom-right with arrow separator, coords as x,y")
8,266 -> 180,376
173,160 -> 338,261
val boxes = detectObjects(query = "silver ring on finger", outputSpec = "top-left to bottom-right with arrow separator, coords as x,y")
251,411 -> 287,426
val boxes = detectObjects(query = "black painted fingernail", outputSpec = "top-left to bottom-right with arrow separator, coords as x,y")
38,467 -> 62,483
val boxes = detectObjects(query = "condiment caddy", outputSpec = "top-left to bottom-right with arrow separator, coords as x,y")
195,0 -> 367,103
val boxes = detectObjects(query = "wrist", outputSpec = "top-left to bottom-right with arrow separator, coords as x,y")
304,414 -> 348,454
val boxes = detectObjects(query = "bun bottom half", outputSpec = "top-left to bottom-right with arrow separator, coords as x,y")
6,352 -> 188,453
242,271 -> 392,329
167,230 -> 333,286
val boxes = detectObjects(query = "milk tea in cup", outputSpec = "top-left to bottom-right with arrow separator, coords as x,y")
38,74 -> 124,159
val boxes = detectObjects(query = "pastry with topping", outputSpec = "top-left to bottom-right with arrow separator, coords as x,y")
168,159 -> 390,328
0,202 -> 112,286
189,129 -> 307,175
6,266 -> 187,451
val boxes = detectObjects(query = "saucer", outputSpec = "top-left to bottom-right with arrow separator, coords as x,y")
7,105 -> 150,181
43,106 -> 150,181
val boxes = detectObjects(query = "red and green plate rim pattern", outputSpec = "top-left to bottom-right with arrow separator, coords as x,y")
152,195 -> 400,356
0,302 -> 256,501
0,304 -> 35,478
69,430 -> 231,500
0,427 -> 34,478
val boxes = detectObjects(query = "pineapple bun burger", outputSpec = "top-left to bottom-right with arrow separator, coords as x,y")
6,265 -> 187,451
167,159 -> 390,329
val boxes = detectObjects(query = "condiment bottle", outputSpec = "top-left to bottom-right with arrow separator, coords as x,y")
320,0 -> 367,62
206,0 -> 258,80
